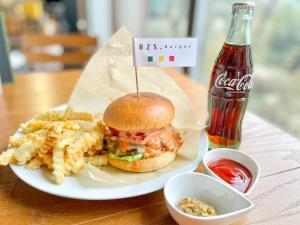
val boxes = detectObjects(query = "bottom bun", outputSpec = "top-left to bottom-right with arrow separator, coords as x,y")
108,151 -> 177,172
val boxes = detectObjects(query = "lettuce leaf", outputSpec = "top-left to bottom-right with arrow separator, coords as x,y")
108,152 -> 144,162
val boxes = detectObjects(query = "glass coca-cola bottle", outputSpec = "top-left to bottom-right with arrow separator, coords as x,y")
206,2 -> 255,149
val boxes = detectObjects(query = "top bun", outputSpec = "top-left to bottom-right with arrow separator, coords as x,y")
103,92 -> 175,131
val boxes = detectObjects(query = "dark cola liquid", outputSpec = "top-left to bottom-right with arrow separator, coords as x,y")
206,43 -> 253,149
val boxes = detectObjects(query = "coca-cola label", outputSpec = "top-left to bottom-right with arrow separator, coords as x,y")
214,71 -> 253,92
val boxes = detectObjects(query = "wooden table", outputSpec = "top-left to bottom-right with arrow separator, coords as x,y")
0,69 -> 299,225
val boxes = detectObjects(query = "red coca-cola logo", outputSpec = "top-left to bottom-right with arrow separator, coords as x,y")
214,71 -> 253,92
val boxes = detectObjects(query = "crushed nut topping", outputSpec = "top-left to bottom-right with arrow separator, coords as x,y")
179,197 -> 217,217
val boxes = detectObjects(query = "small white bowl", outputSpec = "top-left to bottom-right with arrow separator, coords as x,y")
203,148 -> 261,195
164,172 -> 254,225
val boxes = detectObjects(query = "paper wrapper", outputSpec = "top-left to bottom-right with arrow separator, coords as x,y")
68,27 -> 205,187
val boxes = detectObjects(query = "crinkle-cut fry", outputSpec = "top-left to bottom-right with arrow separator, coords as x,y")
40,131 -> 58,153
52,140 -> 67,184
39,152 -> 53,169
9,136 -> 26,148
94,130 -> 104,150
64,152 -> 85,174
26,157 -> 43,170
78,120 -> 97,132
94,133 -> 104,151
66,137 -> 85,155
20,120 -> 47,133
43,121 -> 80,133
27,132 -> 47,146
85,155 -> 108,167
9,129 -> 47,147
34,110 -> 64,121
14,133 -> 45,165
94,121 -> 107,133
81,130 -> 103,155
14,142 -> 37,165
60,130 -> 81,141
0,148 -> 16,165
64,137 -> 86,174
10,130 -> 47,149
69,112 -> 93,121
34,107 -> 93,121
33,129 -> 48,137
50,122 -> 64,134
63,106 -> 73,120
63,121 -> 81,131
82,132 -> 98,149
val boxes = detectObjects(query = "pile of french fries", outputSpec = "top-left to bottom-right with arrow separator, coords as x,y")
0,107 -> 108,184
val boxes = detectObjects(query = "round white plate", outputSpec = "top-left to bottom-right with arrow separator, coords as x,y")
10,105 -> 208,200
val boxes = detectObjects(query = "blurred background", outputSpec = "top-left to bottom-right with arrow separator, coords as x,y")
0,0 -> 299,139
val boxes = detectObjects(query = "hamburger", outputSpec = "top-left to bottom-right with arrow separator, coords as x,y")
103,92 -> 183,172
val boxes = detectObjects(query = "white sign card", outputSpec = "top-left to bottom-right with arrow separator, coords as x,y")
133,38 -> 198,67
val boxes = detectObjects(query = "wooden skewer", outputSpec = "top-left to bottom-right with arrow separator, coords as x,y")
135,66 -> 139,98
132,37 -> 140,98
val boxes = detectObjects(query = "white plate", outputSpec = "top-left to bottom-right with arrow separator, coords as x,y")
9,105 -> 208,200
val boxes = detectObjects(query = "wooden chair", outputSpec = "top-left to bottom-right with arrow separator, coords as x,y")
21,33 -> 98,68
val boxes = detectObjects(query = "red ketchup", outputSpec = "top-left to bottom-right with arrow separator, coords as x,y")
208,158 -> 252,193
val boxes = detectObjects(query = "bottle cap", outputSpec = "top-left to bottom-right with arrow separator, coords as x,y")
233,2 -> 255,10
